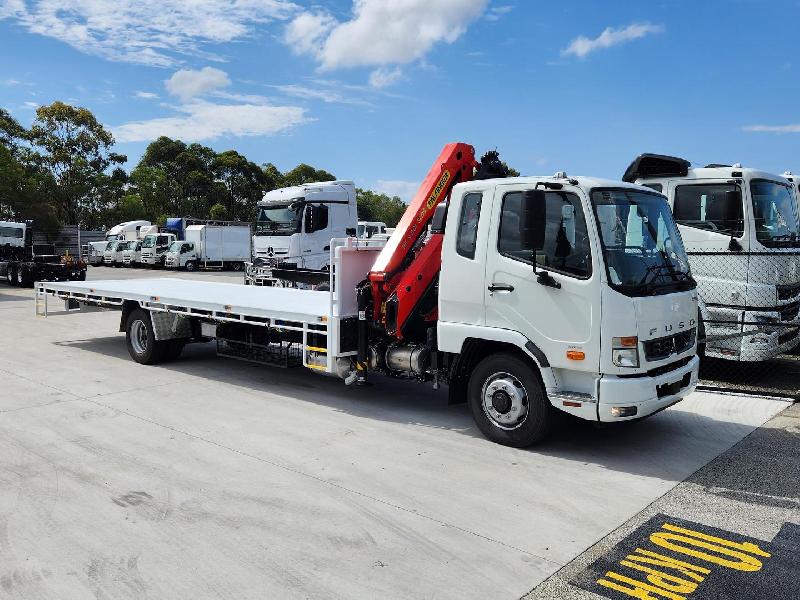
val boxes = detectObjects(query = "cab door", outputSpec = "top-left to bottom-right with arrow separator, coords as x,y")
483,183 -> 601,372
668,179 -> 750,309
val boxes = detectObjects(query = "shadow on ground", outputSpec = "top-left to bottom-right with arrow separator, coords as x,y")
50,334 -> 784,484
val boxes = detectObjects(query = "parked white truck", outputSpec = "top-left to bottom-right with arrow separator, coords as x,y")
102,240 -> 128,267
139,232 -> 177,267
88,220 -> 152,266
246,181 -> 357,286
164,224 -> 250,271
121,240 -> 143,267
624,154 -> 800,360
35,163 -> 699,447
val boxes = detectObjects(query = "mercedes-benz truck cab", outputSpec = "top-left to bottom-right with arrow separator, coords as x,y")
439,174 -> 699,423
624,154 -> 800,361
248,181 -> 357,285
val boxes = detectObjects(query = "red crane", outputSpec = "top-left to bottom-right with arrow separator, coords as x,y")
366,143 -> 478,340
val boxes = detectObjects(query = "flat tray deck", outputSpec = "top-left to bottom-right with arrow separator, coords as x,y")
38,278 -> 332,322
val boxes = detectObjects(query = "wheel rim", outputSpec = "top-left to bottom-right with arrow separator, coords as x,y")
6,270 -> 11,283
130,320 -> 148,354
17,270 -> 23,284
481,371 -> 529,430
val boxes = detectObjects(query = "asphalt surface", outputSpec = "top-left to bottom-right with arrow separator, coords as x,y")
0,265 -> 795,599
523,401 -> 800,599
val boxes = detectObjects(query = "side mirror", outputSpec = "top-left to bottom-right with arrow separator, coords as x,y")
520,189 -> 547,252
346,227 -> 356,237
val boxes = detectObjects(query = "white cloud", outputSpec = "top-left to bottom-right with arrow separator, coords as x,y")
368,67 -> 403,89
113,101 -> 308,143
1,0 -> 297,66
285,0 -> 488,75
134,91 -> 158,99
166,66 -> 230,100
562,23 -> 664,59
743,124 -> 800,134
374,180 -> 420,202
485,5 -> 513,21
284,10 -> 336,57
273,83 -> 371,105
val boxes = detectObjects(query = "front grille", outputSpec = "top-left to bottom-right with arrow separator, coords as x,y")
643,328 -> 696,361
778,282 -> 800,301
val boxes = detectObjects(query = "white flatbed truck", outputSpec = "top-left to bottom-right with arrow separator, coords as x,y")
34,146 -> 701,448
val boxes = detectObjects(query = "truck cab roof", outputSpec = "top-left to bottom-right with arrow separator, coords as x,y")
454,174 -> 657,195
259,180 -> 356,206
623,153 -> 789,185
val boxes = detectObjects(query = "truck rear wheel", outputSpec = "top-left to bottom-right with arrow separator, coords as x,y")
468,353 -> 552,447
16,267 -> 31,288
125,309 -> 166,365
6,267 -> 16,286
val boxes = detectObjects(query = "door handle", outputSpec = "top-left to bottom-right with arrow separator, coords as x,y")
488,284 -> 515,293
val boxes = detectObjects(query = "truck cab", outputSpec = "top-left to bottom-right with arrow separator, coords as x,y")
248,181 -> 357,285
103,240 -> 126,267
437,174 -> 699,428
122,240 -> 143,267
357,221 -> 388,240
164,241 -> 196,270
140,233 -> 176,267
105,220 -> 151,242
625,155 -> 800,361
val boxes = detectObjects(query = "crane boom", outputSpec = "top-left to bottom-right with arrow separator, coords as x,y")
366,143 -> 478,338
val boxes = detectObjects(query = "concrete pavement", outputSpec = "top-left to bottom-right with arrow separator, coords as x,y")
0,269 -> 791,599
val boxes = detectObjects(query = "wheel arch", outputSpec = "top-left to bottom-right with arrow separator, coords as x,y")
119,300 -> 142,332
447,337 -> 555,405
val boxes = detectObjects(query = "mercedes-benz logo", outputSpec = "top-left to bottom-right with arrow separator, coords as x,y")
267,246 -> 274,256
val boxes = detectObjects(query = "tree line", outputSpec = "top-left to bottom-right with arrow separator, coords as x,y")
0,101 -> 408,233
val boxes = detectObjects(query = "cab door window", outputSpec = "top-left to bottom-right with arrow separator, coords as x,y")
498,190 -> 591,278
456,192 -> 483,259
673,183 -> 744,236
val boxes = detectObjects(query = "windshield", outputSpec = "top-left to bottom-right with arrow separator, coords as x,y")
256,203 -> 302,236
168,241 -> 182,252
751,180 -> 800,247
592,189 -> 694,296
142,235 -> 156,248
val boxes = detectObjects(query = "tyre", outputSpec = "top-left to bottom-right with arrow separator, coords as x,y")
468,352 -> 552,447
125,309 -> 166,365
16,266 -> 30,288
162,340 -> 186,362
6,266 -> 16,286
76,271 -> 86,281
185,261 -> 197,272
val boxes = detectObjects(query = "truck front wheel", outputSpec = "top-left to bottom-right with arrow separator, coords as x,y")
185,261 -> 197,272
6,267 -> 16,286
125,309 -> 166,365
468,353 -> 552,447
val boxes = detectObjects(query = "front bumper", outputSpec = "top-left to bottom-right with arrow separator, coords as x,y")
597,355 -> 699,422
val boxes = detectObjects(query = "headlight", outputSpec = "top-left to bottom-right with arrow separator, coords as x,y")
612,336 -> 639,368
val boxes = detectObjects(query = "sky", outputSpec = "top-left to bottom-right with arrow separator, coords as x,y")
1,0 -> 799,201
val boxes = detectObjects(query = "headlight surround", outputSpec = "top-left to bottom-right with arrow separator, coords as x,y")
612,336 -> 639,368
